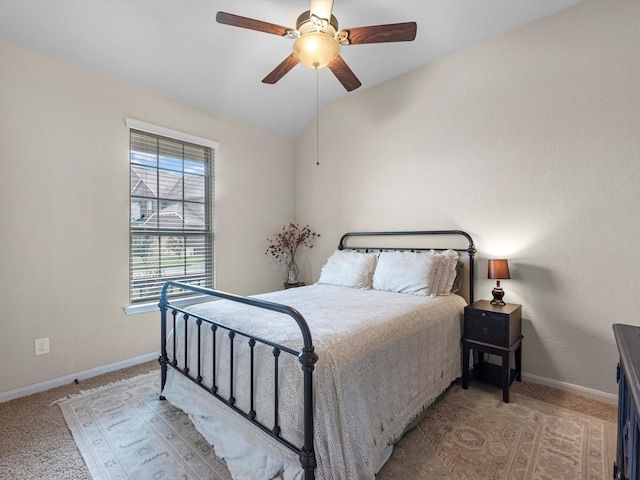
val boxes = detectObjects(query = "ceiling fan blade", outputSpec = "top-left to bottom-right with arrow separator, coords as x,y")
310,0 -> 334,20
344,22 -> 417,45
328,56 -> 361,92
262,55 -> 301,84
216,11 -> 290,37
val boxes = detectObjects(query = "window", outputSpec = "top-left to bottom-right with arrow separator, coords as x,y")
127,119 -> 216,305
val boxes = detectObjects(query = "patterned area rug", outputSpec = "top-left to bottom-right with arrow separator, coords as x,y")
58,372 -> 231,480
59,372 -> 615,480
377,383 -> 616,480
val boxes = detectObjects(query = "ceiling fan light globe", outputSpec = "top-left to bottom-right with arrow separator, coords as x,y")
293,32 -> 340,70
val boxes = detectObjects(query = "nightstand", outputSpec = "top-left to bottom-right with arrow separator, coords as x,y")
462,299 -> 523,403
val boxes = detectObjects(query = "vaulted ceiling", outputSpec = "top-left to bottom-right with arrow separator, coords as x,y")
0,0 -> 581,138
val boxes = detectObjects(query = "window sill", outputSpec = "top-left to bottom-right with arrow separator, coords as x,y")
124,295 -> 214,316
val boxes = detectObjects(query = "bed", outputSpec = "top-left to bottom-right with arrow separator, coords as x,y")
158,230 -> 476,480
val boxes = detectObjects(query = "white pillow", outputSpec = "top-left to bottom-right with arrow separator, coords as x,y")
442,250 -> 460,294
317,250 -> 378,289
428,250 -> 445,296
372,251 -> 439,296
434,249 -> 460,295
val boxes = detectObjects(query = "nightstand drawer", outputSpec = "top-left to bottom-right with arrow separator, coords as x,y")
466,314 -> 507,346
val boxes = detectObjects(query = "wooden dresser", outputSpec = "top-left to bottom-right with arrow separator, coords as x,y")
613,323 -> 640,480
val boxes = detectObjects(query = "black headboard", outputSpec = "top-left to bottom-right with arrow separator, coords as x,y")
337,230 -> 476,303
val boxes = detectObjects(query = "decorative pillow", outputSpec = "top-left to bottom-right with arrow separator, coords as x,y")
435,249 -> 460,295
372,251 -> 439,296
428,249 -> 445,296
317,250 -> 378,289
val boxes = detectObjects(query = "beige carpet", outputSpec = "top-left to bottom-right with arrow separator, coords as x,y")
0,361 -> 159,480
0,360 -> 617,480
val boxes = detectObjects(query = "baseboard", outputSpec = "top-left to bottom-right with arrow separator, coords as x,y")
521,372 -> 618,405
0,352 -> 159,404
2,354 -> 618,406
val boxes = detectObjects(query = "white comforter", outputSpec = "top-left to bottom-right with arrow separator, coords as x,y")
162,284 -> 465,480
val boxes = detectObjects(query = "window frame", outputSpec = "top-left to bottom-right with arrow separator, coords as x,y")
125,118 -> 219,314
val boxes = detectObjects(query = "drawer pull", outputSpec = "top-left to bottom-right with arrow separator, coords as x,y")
482,327 -> 490,335
482,312 -> 486,317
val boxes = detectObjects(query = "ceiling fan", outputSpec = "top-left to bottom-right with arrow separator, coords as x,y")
216,0 -> 417,92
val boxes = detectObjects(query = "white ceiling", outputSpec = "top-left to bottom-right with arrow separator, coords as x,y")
0,0 -> 581,138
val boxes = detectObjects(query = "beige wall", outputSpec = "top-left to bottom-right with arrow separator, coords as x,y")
0,43 -> 295,394
294,0 -> 640,396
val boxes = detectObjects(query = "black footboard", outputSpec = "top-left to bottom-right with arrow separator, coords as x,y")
158,281 -> 318,479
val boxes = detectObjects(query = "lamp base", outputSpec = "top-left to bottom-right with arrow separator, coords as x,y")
490,287 -> 506,306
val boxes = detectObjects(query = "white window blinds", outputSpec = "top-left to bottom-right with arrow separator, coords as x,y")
129,125 -> 215,304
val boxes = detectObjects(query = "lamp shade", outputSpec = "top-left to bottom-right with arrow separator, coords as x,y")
488,259 -> 510,280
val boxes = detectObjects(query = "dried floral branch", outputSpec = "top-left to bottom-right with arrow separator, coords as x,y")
265,223 -> 320,264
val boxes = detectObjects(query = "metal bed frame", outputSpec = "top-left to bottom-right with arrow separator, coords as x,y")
158,230 -> 475,480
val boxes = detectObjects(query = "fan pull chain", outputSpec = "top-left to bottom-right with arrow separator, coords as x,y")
316,68 -> 320,166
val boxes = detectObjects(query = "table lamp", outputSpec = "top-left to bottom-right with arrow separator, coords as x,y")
488,259 -> 510,306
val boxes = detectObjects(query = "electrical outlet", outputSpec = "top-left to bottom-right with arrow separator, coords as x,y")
35,338 -> 50,356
